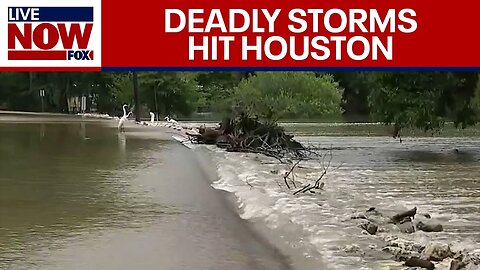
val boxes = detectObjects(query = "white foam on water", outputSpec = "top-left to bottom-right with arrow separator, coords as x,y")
171,134 -> 192,148
182,136 -> 480,270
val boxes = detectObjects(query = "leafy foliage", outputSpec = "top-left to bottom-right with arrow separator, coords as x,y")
193,72 -> 252,112
0,72 -> 114,113
232,72 -> 344,120
0,72 -> 33,110
332,72 -> 380,116
138,72 -> 203,116
471,74 -> 480,114
109,72 -> 134,107
1,71 -> 479,133
368,72 -> 479,133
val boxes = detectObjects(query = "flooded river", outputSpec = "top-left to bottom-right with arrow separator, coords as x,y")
186,123 -> 480,269
0,114 -> 290,270
1,114 -> 479,270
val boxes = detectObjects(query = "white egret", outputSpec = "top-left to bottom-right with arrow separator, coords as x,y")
165,116 -> 179,125
164,115 -> 182,130
118,104 -> 131,132
150,112 -> 155,124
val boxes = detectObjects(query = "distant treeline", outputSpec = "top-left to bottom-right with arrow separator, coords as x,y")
0,71 -> 479,132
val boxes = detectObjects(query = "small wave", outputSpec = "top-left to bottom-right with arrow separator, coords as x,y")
183,137 -> 480,270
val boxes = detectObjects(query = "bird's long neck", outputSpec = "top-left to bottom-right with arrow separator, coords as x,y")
123,106 -> 127,117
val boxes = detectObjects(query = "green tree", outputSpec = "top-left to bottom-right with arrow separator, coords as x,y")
0,72 -> 34,111
332,72 -> 380,117
34,72 -> 114,113
107,72 -> 134,110
471,73 -> 480,111
0,72 -> 119,113
368,72 -> 479,136
194,72 -> 252,112
138,72 -> 203,117
232,72 -> 344,121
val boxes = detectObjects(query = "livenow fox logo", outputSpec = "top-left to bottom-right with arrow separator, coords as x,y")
8,7 -> 94,61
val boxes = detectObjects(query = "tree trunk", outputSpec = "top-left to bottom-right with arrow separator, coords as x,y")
154,85 -> 158,119
58,84 -> 68,113
132,72 -> 140,122
28,72 -> 36,111
65,78 -> 71,113
29,72 -> 33,92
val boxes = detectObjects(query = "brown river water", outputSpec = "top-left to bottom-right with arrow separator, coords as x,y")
0,114 -> 291,270
1,114 -> 479,270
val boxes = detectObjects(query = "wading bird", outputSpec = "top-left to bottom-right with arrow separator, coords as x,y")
164,115 -> 178,125
165,115 -> 182,131
118,104 -> 131,132
150,112 -> 155,124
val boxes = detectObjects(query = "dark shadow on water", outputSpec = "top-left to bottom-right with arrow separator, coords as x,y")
390,149 -> 479,163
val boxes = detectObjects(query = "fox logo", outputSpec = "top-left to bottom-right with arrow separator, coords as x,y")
8,7 -> 96,62
0,0 -> 102,71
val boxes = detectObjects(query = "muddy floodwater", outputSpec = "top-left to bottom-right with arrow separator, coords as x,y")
187,122 -> 480,269
0,114 -> 290,270
1,114 -> 479,270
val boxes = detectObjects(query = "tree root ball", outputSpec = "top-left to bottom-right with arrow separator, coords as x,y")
187,114 -> 305,161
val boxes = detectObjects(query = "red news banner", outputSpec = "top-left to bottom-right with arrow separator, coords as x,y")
102,0 -> 480,69
3,0 -> 480,70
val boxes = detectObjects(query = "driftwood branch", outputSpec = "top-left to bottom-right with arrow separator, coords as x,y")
391,207 -> 417,224
283,159 -> 302,190
245,176 -> 254,189
293,148 -> 334,195
187,114 -> 304,164
293,184 -> 311,195
186,114 -> 340,193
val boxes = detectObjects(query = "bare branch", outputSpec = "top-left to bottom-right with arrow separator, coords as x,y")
293,146 -> 339,195
283,158 -> 302,189
245,176 -> 254,189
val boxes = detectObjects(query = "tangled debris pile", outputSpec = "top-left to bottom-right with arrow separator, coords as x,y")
186,114 -> 305,162
186,113 -> 334,195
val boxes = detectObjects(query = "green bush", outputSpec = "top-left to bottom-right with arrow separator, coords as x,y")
232,72 -> 344,121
